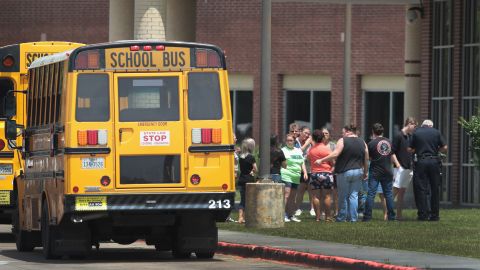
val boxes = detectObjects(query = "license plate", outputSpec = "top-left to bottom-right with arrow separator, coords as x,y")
81,158 -> 105,169
75,196 -> 107,211
0,164 -> 13,175
0,191 -> 10,205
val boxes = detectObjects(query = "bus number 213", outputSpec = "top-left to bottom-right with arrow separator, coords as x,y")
208,199 -> 231,209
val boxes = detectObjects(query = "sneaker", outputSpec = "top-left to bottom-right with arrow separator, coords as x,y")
294,209 -> 302,216
309,208 -> 316,216
290,216 -> 301,222
284,216 -> 291,222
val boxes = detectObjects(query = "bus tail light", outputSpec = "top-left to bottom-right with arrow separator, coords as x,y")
73,186 -> 79,193
78,129 -> 108,146
212,128 -> 221,144
75,50 -> 100,69
222,184 -> 228,191
78,130 -> 88,146
2,55 -> 15,68
100,176 -> 111,186
192,128 -> 202,144
87,130 -> 98,145
0,139 -> 5,151
201,128 -> 212,144
192,128 -> 221,144
190,174 -> 200,185
195,49 -> 221,68
98,130 -> 108,145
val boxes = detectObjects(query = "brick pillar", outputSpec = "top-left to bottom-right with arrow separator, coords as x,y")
134,0 -> 167,40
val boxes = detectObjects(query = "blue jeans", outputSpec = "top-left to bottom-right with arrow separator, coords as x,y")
358,179 -> 369,214
336,168 -> 363,222
364,176 -> 396,221
270,174 -> 282,183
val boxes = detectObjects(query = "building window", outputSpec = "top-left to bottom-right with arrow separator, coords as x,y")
230,90 -> 253,142
363,91 -> 404,141
432,0 -> 453,203
461,0 -> 480,204
285,90 -> 331,133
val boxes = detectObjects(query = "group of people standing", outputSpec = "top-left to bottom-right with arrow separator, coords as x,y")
234,116 -> 447,224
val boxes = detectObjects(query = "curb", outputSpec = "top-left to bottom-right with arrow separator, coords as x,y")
217,242 -> 420,270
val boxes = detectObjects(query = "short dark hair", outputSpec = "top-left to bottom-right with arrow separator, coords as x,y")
312,129 -> 324,143
343,124 -> 357,133
372,123 -> 384,136
404,116 -> 417,127
270,135 -> 278,147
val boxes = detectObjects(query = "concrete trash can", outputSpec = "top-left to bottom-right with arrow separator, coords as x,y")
245,180 -> 285,228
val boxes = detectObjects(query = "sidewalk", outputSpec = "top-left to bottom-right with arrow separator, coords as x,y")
217,230 -> 480,270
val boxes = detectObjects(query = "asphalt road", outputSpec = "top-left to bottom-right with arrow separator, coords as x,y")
0,225 -> 311,270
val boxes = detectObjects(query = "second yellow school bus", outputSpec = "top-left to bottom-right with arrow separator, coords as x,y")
0,42 -> 84,224
5,40 -> 235,259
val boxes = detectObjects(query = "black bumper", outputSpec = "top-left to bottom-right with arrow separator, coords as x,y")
64,192 -> 235,222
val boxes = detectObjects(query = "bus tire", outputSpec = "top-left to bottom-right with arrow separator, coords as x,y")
12,192 -> 35,252
195,251 -> 215,259
41,202 -> 60,259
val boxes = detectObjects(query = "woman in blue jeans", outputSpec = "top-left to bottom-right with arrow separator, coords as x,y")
316,125 -> 369,222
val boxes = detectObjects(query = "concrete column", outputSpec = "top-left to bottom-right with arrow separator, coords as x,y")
166,0 -> 195,41
404,5 -> 423,208
245,182 -> 284,228
134,0 -> 167,40
109,0 -> 134,41
404,5 -> 422,121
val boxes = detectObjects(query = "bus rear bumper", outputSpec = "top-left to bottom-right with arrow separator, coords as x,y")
64,192 -> 235,223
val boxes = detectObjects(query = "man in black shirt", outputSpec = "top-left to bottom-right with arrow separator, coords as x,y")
408,119 -> 447,221
363,123 -> 400,221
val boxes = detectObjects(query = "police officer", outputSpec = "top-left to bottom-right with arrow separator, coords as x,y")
407,119 -> 447,221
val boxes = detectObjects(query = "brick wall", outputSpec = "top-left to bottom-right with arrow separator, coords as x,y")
196,0 -> 405,141
0,0 -> 109,46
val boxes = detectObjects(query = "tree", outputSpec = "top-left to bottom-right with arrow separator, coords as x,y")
459,112 -> 480,167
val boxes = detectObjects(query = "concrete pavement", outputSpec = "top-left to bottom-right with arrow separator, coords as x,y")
217,230 -> 480,270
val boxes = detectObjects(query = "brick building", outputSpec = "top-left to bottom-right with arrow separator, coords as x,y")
1,0 -> 479,205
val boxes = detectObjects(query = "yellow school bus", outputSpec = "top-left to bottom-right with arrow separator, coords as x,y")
0,42 -> 84,224
4,40 -> 235,259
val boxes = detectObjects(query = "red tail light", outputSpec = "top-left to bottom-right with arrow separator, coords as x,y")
100,176 -> 111,186
190,174 -> 201,185
222,184 -> 228,191
73,186 -> 79,193
201,129 -> 212,144
0,139 -> 5,151
87,130 -> 98,145
2,55 -> 15,68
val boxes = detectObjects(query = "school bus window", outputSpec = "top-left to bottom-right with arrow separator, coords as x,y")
187,72 -> 222,120
35,66 -> 44,126
120,155 -> 180,184
118,77 -> 179,122
55,63 -> 65,123
76,74 -> 109,122
50,63 -> 58,124
0,78 -> 14,118
27,70 -> 35,126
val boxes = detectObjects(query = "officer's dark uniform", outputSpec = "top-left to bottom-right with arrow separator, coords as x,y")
409,126 -> 446,221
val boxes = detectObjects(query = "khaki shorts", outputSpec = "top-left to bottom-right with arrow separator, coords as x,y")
393,167 -> 413,189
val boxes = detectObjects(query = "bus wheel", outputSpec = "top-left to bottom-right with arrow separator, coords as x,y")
12,192 -> 35,252
41,203 -> 60,259
195,251 -> 215,259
